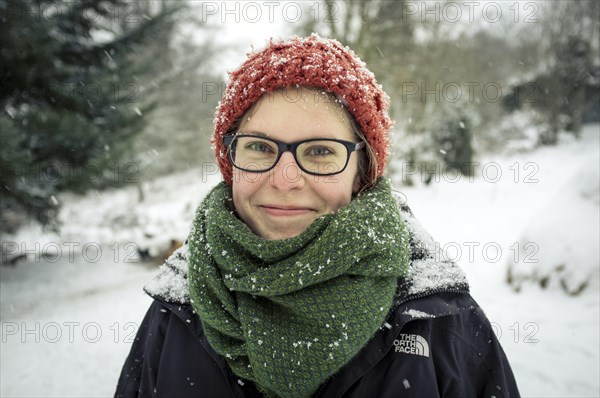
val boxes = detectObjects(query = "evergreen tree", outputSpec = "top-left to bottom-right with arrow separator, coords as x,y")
0,0 -> 183,233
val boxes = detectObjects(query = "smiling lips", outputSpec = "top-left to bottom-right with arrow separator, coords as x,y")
259,205 -> 315,216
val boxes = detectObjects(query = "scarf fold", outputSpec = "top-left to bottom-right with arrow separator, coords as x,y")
188,178 -> 410,398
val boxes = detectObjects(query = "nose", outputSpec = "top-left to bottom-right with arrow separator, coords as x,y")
268,151 -> 305,191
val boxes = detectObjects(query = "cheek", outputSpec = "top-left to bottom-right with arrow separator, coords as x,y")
232,170 -> 261,209
311,168 -> 357,211
321,188 -> 352,211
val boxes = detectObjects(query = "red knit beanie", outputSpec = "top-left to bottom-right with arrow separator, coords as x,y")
212,33 -> 393,186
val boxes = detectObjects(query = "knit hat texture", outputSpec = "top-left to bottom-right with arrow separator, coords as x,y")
212,33 -> 393,186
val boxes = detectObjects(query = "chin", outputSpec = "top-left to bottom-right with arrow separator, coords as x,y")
259,227 -> 305,241
264,231 -> 300,241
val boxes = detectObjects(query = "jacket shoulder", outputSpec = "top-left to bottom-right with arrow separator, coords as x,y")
115,298 -> 257,398
144,243 -> 191,304
394,200 -> 469,300
395,293 -> 520,398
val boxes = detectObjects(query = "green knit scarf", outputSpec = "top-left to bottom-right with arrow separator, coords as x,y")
188,178 -> 410,398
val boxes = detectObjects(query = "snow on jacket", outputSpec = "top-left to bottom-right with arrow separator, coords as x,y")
115,204 -> 520,398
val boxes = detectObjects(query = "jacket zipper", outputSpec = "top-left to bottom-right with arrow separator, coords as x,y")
393,287 -> 470,308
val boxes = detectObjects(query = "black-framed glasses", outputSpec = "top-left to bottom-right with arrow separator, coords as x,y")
222,134 -> 365,176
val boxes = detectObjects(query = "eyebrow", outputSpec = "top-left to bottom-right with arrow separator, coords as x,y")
236,130 -> 268,137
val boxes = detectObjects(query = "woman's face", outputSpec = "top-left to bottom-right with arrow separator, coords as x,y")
231,89 -> 361,240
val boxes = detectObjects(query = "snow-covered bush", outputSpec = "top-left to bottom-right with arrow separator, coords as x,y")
506,155 -> 599,295
495,109 -> 546,153
388,110 -> 476,187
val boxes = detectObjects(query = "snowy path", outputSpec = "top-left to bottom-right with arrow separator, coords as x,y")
1,126 -> 599,397
1,249 -> 154,397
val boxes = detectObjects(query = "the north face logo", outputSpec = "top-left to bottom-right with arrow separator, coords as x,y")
393,333 -> 430,357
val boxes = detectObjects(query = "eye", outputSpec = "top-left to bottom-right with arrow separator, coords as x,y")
245,141 -> 274,153
305,145 -> 334,157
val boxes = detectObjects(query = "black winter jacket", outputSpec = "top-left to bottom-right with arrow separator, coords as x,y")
115,206 -> 520,398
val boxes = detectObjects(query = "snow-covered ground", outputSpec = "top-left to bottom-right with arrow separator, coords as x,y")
1,124 -> 598,397
399,124 -> 600,397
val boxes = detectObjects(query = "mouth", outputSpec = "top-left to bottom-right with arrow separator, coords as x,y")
259,205 -> 315,216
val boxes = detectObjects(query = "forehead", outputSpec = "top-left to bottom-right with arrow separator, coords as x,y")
238,88 -> 354,142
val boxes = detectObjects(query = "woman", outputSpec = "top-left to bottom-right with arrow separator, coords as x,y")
115,34 -> 520,398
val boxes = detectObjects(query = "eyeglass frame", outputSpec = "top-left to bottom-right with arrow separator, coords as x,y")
222,134 -> 366,176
